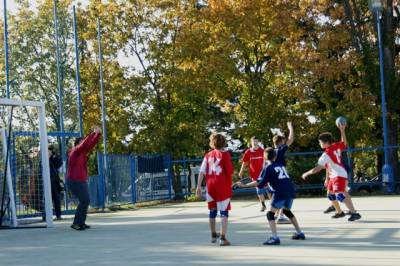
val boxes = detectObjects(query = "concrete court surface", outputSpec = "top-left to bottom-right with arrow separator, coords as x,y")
0,196 -> 399,266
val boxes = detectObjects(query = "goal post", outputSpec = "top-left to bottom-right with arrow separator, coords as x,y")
0,128 -> 17,227
0,98 -> 53,228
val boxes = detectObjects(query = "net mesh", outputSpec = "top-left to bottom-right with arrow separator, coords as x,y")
0,103 -> 51,227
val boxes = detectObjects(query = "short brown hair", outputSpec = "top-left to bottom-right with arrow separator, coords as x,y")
250,136 -> 259,141
318,132 -> 334,144
209,132 -> 227,150
272,135 -> 285,146
264,147 -> 277,161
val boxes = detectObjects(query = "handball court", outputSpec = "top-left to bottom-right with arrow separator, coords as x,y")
0,196 -> 399,266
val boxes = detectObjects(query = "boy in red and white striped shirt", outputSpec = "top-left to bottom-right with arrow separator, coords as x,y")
302,124 -> 361,222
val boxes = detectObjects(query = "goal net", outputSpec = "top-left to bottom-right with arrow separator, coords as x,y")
0,98 -> 53,228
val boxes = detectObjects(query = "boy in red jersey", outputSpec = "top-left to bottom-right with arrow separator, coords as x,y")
66,126 -> 101,230
302,124 -> 361,222
238,136 -> 266,211
196,133 -> 234,246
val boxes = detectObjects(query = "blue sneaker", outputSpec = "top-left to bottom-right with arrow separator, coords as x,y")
292,232 -> 306,240
263,236 -> 280,245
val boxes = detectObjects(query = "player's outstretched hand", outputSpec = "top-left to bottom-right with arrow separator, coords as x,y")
195,187 -> 202,199
232,181 -> 243,190
237,181 -> 245,188
301,173 -> 308,180
92,126 -> 102,134
287,121 -> 293,129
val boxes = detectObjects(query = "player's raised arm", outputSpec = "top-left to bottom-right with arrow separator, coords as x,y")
286,121 -> 294,146
339,124 -> 347,147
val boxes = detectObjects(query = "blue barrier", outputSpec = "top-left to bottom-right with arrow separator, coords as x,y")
58,145 -> 400,212
89,153 -> 172,206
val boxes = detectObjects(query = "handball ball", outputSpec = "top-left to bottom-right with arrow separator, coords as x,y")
335,116 -> 347,127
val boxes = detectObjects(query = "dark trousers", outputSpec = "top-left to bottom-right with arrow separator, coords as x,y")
67,180 -> 90,226
51,181 -> 62,218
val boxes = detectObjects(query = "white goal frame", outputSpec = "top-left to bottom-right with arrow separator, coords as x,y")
0,98 -> 53,228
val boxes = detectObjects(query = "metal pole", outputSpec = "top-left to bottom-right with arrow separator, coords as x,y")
376,11 -> 394,193
38,103 -> 54,227
73,6 -> 83,137
53,0 -> 66,172
97,18 -> 108,201
3,0 -> 10,98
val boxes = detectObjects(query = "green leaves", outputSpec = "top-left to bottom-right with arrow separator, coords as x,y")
1,0 -> 397,164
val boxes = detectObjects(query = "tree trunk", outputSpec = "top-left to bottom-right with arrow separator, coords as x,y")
172,164 -> 183,200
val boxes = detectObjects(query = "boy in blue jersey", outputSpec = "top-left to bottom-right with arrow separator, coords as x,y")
237,147 -> 305,245
272,121 -> 294,223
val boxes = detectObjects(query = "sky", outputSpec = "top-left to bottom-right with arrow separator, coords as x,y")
2,0 -> 141,71
5,0 -> 90,13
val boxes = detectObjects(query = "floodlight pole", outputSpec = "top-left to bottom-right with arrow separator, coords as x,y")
53,0 -> 66,170
97,18 -> 108,195
3,0 -> 10,98
73,6 -> 83,137
369,0 -> 394,193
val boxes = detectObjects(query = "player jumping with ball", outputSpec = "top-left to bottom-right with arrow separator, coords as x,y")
302,119 -> 361,222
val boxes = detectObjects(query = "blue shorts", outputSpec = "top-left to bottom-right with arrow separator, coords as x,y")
256,186 -> 274,196
256,187 -> 267,195
271,198 -> 294,209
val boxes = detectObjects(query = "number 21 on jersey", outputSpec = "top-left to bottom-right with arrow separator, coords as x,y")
274,166 -> 289,179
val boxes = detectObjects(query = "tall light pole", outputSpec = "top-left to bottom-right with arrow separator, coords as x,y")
3,0 -> 10,98
368,0 -> 394,193
97,17 -> 108,205
53,0 -> 66,173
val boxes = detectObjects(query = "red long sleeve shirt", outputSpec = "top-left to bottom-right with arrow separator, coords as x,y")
66,132 -> 101,182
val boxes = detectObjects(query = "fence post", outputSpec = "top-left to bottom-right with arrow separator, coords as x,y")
182,159 -> 187,196
130,155 -> 136,204
166,155 -> 173,199
97,152 -> 106,208
346,148 -> 353,185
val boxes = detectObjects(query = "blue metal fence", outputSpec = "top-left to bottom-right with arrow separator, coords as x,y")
74,153 -> 173,209
172,146 -> 400,196
8,143 -> 397,217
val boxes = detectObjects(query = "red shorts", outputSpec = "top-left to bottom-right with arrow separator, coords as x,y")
207,200 -> 231,211
327,177 -> 347,193
206,191 -> 231,211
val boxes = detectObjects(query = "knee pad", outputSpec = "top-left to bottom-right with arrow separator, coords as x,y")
209,209 -> 217,219
336,193 -> 346,202
328,194 -> 336,201
282,209 -> 294,219
266,211 -> 275,221
220,210 -> 229,218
